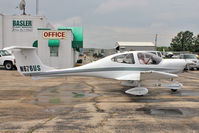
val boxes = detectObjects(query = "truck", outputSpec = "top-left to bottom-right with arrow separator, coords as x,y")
0,50 -> 16,70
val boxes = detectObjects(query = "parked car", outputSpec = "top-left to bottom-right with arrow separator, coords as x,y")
0,50 -> 16,70
179,54 -> 199,70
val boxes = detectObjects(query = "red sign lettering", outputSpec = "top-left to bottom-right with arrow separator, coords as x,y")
42,31 -> 66,39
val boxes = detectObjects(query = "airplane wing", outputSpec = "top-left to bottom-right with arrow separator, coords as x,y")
115,71 -> 178,81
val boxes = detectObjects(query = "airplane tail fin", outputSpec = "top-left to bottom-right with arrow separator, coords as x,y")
11,46 -> 54,77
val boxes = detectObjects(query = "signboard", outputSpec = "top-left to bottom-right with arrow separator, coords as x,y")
42,31 -> 66,39
12,20 -> 33,32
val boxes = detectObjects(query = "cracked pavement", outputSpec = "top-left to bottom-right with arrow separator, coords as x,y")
0,70 -> 199,132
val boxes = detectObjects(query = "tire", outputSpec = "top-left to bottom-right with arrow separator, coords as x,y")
171,89 -> 177,92
4,62 -> 13,70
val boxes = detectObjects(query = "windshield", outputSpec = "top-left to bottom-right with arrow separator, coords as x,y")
184,54 -> 197,59
0,50 -> 11,56
137,52 -> 162,65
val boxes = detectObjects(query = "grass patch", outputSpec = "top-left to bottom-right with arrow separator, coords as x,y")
49,98 -> 60,104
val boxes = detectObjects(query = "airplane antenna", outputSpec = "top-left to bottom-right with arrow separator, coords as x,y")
19,0 -> 26,15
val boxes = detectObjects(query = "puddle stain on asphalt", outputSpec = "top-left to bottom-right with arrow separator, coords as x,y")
136,107 -> 199,117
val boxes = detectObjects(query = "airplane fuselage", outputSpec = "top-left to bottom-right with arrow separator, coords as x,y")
24,51 -> 186,80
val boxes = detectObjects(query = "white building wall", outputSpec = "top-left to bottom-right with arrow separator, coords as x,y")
0,14 -> 78,69
38,30 -> 75,69
0,14 -> 3,49
74,51 -> 79,64
1,15 -> 48,48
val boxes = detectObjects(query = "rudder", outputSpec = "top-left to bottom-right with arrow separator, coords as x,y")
11,46 -> 53,76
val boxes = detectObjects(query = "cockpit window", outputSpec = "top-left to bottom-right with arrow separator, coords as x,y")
111,53 -> 135,64
137,52 -> 162,65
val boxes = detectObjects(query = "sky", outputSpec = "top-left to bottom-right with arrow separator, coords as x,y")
0,0 -> 199,48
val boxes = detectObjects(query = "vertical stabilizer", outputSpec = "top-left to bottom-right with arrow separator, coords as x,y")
11,46 -> 54,76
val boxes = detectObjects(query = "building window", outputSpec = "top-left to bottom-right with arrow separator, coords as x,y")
50,47 -> 59,56
48,39 -> 60,57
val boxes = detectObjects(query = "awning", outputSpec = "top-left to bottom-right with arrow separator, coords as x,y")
33,40 -> 38,47
58,27 -> 83,51
48,39 -> 60,47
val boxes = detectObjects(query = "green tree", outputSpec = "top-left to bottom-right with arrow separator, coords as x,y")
157,46 -> 170,51
101,49 -> 104,53
193,34 -> 199,52
170,31 -> 194,51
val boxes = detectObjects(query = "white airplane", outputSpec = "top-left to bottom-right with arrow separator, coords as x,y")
11,46 -> 187,96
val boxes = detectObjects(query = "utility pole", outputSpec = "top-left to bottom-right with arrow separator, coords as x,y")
155,34 -> 158,50
36,0 -> 39,15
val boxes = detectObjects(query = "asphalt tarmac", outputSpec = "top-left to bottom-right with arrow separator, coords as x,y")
0,69 -> 199,133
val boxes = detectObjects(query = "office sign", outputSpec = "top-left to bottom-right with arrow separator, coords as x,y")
42,31 -> 66,39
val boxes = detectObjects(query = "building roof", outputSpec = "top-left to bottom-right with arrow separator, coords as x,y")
116,42 -> 155,47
